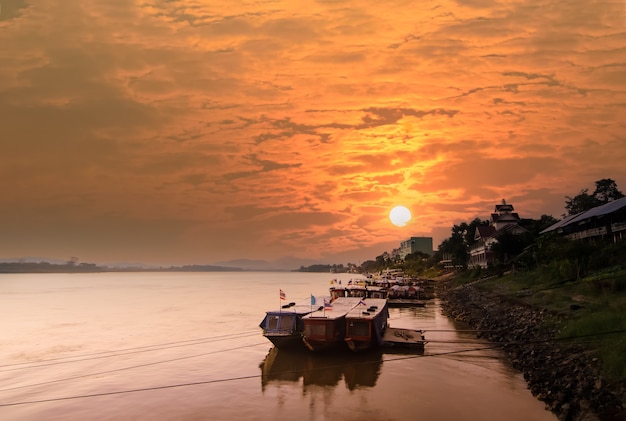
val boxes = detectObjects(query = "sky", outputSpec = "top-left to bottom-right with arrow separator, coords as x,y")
1,0 -> 625,267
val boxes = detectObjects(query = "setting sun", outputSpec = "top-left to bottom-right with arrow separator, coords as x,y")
390,206 -> 412,227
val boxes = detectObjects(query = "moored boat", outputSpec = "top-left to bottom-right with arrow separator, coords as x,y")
387,284 -> 426,307
260,299 -> 323,350
344,298 -> 389,352
329,284 -> 388,300
302,297 -> 363,351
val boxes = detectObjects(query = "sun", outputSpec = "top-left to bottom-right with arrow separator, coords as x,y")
389,205 -> 412,227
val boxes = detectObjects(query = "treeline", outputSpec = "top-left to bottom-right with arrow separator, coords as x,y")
295,263 -> 359,273
0,262 -> 103,273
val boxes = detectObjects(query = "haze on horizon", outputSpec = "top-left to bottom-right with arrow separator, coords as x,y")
1,0 -> 625,267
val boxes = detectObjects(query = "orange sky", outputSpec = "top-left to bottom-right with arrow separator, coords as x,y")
1,0 -> 625,267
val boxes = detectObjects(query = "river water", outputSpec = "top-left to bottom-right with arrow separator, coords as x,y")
0,272 -> 556,420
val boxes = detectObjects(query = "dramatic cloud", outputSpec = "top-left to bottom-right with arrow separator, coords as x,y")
0,0 -> 624,265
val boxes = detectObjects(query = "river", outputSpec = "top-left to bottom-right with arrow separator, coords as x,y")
0,272 -> 556,420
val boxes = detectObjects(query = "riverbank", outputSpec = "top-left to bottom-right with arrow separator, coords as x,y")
437,275 -> 625,421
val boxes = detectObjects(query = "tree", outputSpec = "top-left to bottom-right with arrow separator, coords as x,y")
593,178 -> 624,203
490,231 -> 529,264
565,178 -> 624,215
523,214 -> 559,237
565,189 -> 599,215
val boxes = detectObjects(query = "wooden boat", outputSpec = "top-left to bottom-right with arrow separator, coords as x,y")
260,300 -> 323,350
344,298 -> 389,352
302,297 -> 363,351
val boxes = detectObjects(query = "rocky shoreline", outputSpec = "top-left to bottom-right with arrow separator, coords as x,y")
437,279 -> 624,421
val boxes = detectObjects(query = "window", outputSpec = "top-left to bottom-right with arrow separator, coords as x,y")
280,315 -> 295,331
267,315 -> 279,330
347,320 -> 370,337
304,322 -> 328,337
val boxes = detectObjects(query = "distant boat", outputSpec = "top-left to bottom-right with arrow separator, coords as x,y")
344,298 -> 389,352
329,279 -> 387,300
386,284 -> 426,307
260,300 -> 323,350
302,297 -> 363,351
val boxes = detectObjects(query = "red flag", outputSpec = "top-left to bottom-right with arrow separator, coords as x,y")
280,289 -> 286,300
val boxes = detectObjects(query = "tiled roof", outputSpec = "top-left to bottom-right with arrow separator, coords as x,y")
475,225 -> 496,239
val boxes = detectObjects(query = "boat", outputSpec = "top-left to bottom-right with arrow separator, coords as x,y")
302,297 -> 363,351
329,284 -> 388,300
386,284 -> 426,307
382,327 -> 427,350
344,298 -> 389,352
260,299 -> 323,350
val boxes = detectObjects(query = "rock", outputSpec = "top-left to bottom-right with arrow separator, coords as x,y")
437,281 -> 624,421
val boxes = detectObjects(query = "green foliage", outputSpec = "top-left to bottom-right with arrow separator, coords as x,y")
559,295 -> 626,379
478,265 -> 626,382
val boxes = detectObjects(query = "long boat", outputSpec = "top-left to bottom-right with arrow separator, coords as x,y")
260,300 -> 324,350
344,298 -> 389,352
302,297 -> 363,351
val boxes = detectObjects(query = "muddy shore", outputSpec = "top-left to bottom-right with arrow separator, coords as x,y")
436,279 -> 624,421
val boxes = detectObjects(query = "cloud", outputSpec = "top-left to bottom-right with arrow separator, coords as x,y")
0,0 -> 624,264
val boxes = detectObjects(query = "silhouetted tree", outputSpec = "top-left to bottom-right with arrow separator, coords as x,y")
593,178 -> 624,203
565,178 -> 624,215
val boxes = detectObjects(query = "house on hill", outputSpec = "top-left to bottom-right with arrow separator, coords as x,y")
540,196 -> 626,243
468,199 -> 528,268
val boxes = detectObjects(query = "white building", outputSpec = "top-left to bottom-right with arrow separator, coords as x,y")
399,237 -> 433,259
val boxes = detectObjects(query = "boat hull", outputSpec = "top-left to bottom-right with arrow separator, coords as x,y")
266,332 -> 306,350
302,318 -> 348,351
344,299 -> 389,352
302,297 -> 363,352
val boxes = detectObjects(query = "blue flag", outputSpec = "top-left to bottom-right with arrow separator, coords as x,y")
311,294 -> 316,305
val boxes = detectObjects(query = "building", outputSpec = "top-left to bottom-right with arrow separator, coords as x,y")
540,196 -> 626,242
399,237 -> 433,259
468,199 -> 527,268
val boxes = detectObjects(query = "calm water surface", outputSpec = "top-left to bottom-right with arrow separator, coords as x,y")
0,272 -> 556,420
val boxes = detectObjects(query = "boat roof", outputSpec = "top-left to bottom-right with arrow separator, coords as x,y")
345,298 -> 388,320
266,295 -> 328,316
302,297 -> 363,320
330,285 -> 384,291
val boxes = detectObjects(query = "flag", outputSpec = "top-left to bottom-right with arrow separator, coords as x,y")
311,294 -> 316,306
324,298 -> 332,310
358,299 -> 367,306
280,289 -> 286,300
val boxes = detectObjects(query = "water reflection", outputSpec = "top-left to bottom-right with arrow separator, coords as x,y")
260,347 -> 384,391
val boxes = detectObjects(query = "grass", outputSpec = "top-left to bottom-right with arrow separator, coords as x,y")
471,267 -> 626,382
